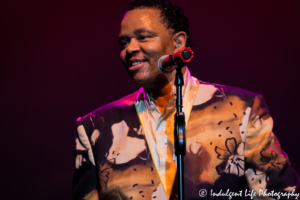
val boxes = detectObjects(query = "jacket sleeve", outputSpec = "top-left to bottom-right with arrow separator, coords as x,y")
72,117 -> 100,200
244,95 -> 300,198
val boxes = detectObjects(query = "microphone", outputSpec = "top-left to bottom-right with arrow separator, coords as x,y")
158,47 -> 193,74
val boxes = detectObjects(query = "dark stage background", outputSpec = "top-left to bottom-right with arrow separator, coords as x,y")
1,0 -> 299,199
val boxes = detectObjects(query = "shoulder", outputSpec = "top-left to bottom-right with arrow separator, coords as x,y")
91,91 -> 138,115
194,80 -> 259,108
199,80 -> 257,97
200,80 -> 258,99
76,91 -> 139,127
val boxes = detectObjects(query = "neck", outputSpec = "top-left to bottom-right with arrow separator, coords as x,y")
145,75 -> 174,113
153,83 -> 174,113
146,67 -> 186,113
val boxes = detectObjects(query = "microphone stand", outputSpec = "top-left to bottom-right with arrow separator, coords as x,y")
174,65 -> 186,200
159,47 -> 192,200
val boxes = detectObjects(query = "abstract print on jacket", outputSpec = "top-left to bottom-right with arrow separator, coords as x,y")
72,74 -> 299,200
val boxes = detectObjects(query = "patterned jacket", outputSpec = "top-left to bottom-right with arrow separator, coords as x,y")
72,77 -> 299,200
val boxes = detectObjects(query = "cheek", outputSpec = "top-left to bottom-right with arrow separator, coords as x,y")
141,43 -> 165,62
148,39 -> 173,58
120,50 -> 126,65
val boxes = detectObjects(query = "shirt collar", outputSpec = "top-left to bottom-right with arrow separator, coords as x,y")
135,67 -> 195,104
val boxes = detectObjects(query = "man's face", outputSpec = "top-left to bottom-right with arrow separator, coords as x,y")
119,8 -> 175,89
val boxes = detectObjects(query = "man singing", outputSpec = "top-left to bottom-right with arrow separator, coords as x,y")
72,0 -> 299,199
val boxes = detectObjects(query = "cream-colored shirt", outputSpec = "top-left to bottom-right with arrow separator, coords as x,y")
135,67 -> 199,198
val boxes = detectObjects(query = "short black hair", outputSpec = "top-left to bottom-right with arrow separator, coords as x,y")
124,0 -> 192,48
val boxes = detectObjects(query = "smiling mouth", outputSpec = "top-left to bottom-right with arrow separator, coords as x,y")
132,61 -> 145,66
127,60 -> 148,71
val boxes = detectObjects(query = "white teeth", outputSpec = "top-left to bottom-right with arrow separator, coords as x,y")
132,61 -> 144,66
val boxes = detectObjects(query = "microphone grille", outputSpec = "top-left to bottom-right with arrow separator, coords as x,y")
182,51 -> 192,60
157,55 -> 170,73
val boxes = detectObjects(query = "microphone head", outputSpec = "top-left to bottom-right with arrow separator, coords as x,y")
182,51 -> 192,60
158,55 -> 175,74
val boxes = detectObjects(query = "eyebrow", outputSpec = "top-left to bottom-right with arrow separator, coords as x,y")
133,28 -> 154,35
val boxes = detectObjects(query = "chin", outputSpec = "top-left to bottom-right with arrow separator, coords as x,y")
133,78 -> 152,89
131,74 -> 154,89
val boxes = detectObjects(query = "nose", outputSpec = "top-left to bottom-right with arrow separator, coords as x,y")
126,38 -> 140,57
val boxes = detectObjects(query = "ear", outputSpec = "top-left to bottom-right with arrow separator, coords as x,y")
173,31 -> 187,52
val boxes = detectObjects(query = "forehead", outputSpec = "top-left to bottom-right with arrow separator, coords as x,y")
120,8 -> 168,35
